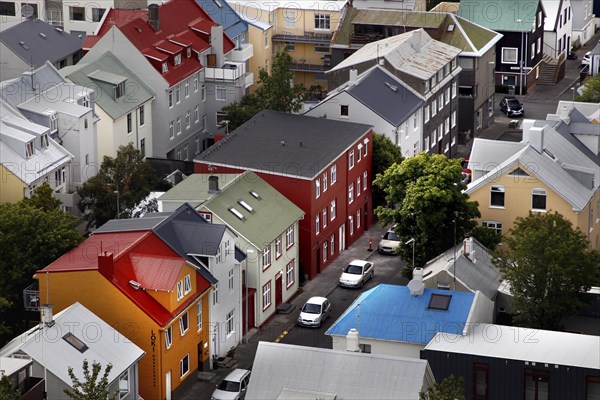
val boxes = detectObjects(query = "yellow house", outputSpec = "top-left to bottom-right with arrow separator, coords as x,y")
466,122 -> 600,251
35,230 -> 213,400
230,0 -> 346,91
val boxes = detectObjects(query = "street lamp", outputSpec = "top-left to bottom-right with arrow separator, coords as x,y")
244,249 -> 254,344
516,19 -> 525,96
405,238 -> 415,270
114,189 -> 120,219
571,86 -> 576,102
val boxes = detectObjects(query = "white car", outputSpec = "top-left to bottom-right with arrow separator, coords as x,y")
297,296 -> 331,328
339,260 -> 374,288
582,51 -> 591,66
211,369 -> 251,400
378,228 -> 400,255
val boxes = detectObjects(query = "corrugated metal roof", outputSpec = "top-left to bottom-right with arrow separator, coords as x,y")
325,284 -> 475,344
203,171 -> 304,247
247,342 -> 431,400
458,0 -> 539,32
425,323 -> 600,370
130,253 -> 184,291
429,2 -> 460,13
2,302 -> 144,385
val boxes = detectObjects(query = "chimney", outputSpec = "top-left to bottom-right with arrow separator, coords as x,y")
528,126 -> 545,153
148,4 -> 159,31
348,68 -> 358,86
208,175 -> 220,193
346,328 -> 360,352
98,251 -> 114,280
210,25 -> 224,68
41,304 -> 55,327
463,237 -> 474,259
408,267 -> 424,296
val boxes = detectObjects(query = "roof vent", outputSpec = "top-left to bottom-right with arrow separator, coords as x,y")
135,26 -> 142,33
447,24 -> 455,32
249,190 -> 261,200
55,27 -> 63,33
208,175 -> 220,194
39,32 -> 47,38
129,280 -> 142,290
281,140 -> 285,146
384,82 -> 398,92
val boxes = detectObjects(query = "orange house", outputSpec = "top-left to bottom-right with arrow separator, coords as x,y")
35,230 -> 212,400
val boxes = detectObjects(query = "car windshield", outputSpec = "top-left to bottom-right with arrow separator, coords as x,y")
507,99 -> 521,107
217,380 -> 240,392
383,231 -> 399,241
302,303 -> 322,314
344,264 -> 364,275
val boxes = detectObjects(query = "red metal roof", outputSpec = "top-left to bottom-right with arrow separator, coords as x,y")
83,0 -> 235,86
130,253 -> 183,291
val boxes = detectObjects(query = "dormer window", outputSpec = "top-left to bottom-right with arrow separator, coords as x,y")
26,141 -> 34,158
162,62 -> 168,73
44,110 -> 58,133
174,54 -> 182,66
187,47 -> 191,58
41,133 -> 49,149
115,80 -> 126,98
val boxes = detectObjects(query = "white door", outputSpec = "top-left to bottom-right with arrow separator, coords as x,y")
165,371 -> 171,400
339,225 -> 345,252
212,323 -> 220,358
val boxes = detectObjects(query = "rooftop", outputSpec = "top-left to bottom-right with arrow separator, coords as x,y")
457,0 -> 540,32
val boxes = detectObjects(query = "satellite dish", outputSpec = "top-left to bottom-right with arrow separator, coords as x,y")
21,4 -> 34,19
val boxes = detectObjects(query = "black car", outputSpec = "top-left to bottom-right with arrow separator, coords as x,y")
499,96 -> 524,117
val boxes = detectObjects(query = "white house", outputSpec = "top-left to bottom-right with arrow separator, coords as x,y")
571,0 -> 596,46
543,0 -> 573,57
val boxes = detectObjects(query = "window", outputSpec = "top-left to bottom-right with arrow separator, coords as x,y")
179,312 -> 189,335
162,62 -> 168,73
424,105 -> 430,122
184,275 -> 191,294
201,84 -> 206,101
348,183 -> 354,204
501,48 -> 518,64
363,139 -> 368,157
275,236 -> 282,258
452,81 -> 457,98
363,171 -> 367,191
341,105 -> 349,116
323,241 -> 328,261
175,86 -> 181,103
264,31 -> 269,48
185,79 -> 189,97
194,105 -> 199,123
587,376 -> 600,400
262,281 -> 272,310
490,185 -> 505,207
459,57 -> 475,69
315,14 -> 330,30
537,11 -> 542,28
115,81 -> 126,99
85,154 -> 89,165
177,281 -> 184,300
180,354 -> 190,378
525,369 -> 549,400
70,6 -> 85,21
169,121 -> 174,139
176,117 -> 181,134
357,209 -> 361,229
216,85 -> 226,101
356,177 -> 361,196
202,114 -> 207,131
126,113 -> 133,133
286,225 -> 295,248
438,94 -> 444,111
119,371 -> 129,399
323,208 -> 327,228
284,41 -> 295,51
316,179 -> 321,198
431,99 -> 437,116
210,282 -> 221,307
0,2 -> 16,16
315,45 -> 329,53
174,53 -> 182,66
165,326 -> 173,349
139,105 -> 145,125
193,75 -> 199,92
168,89 -> 173,108
331,164 -> 337,184
284,10 -> 295,28
452,110 -> 457,127
359,344 -> 372,353
62,332 -> 88,353
91,7 -> 105,22
531,43 -> 535,59
537,38 -> 541,54
41,133 -> 49,149
330,235 -> 335,255
349,150 -> 355,169
428,293 -> 452,310
186,110 -> 191,128
197,301 -> 203,331
263,245 -> 271,269
532,188 -> 547,211
349,216 -> 354,235
323,173 -> 328,192
228,268 -> 234,291
316,214 -> 320,235
358,145 -> 363,162
424,136 -> 430,150
473,364 -> 489,400
286,259 -> 295,287
482,221 -> 502,235
226,310 -> 234,335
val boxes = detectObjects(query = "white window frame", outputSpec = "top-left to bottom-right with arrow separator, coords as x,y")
323,241 -> 328,261
262,245 -> 271,269
349,215 -> 354,235
490,185 -> 505,208
286,259 -> 295,288
363,171 -> 367,191
316,179 -> 321,198
501,47 -> 518,64
356,177 -> 361,196
286,226 -> 294,248
228,268 -> 234,291
180,354 -> 189,378
275,236 -> 282,258
177,281 -> 184,300
216,85 -> 226,101
483,221 -> 503,235
532,188 -> 547,211
179,312 -> 189,336
323,208 -> 327,228
175,86 -> 181,104
197,301 -> 203,331
194,105 -> 200,123
330,234 -> 335,255
213,283 -> 219,305
165,326 -> 173,349
330,199 -> 336,221
316,214 -> 320,234
184,275 -> 191,294
262,281 -> 272,310
349,183 -> 354,204
323,173 -> 328,192
314,14 -> 330,30
331,164 -> 337,184
184,79 -> 189,97
201,84 -> 206,102
226,310 -> 234,335
349,150 -> 355,169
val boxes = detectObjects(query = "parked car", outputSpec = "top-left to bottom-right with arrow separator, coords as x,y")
297,296 -> 331,328
378,228 -> 400,255
582,51 -> 591,66
461,156 -> 471,184
339,260 -> 374,288
211,369 -> 251,400
499,96 -> 524,117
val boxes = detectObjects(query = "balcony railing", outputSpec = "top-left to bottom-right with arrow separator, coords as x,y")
229,43 -> 253,63
272,31 -> 333,44
23,282 -> 40,311
245,72 -> 254,89
205,62 -> 246,81
350,31 -> 385,45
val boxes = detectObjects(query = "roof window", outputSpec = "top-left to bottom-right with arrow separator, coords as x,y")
428,293 -> 452,311
63,332 -> 89,353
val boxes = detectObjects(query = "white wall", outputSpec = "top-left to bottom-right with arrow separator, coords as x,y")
331,336 -> 425,359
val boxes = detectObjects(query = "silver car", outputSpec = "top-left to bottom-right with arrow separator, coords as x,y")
211,369 -> 251,400
339,260 -> 374,288
378,228 -> 400,255
297,296 -> 332,328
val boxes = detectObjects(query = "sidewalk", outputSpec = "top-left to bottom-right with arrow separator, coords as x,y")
177,222 -> 387,399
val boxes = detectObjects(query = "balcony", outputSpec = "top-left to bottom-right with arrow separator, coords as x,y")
272,31 -> 333,44
289,57 -> 330,73
23,282 -> 40,311
350,31 -> 385,46
245,72 -> 254,89
205,62 -> 246,82
229,43 -> 253,62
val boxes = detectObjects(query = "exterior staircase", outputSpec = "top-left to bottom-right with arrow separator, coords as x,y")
538,54 -> 565,85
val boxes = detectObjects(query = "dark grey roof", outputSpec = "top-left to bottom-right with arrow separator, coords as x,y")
551,115 -> 600,167
235,246 -> 247,263
195,110 -> 372,179
347,67 -> 424,126
0,19 -> 82,68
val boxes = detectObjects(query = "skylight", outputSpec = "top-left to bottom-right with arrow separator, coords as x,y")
63,332 -> 89,353
229,207 -> 245,220
249,190 -> 261,200
428,294 -> 452,311
238,200 -> 254,213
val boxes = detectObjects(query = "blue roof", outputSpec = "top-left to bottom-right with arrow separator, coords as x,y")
195,0 -> 248,39
326,284 -> 475,344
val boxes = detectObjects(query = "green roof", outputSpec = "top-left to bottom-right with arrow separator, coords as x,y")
63,51 -> 154,120
333,7 -> 361,46
351,10 -> 445,28
454,15 -> 498,50
457,0 -> 539,32
159,173 -> 243,204
202,171 -> 304,247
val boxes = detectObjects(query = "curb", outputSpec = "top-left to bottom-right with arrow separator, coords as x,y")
553,77 -> 582,101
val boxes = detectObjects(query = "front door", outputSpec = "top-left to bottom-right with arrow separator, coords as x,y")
275,273 -> 283,307
339,225 -> 345,252
212,323 -> 220,358
165,371 -> 172,400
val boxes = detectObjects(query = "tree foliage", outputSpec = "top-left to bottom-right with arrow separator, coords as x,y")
64,360 -> 118,400
372,133 -> 404,209
23,182 -> 62,211
78,144 -> 166,232
374,153 -> 480,268
0,376 -> 20,400
469,225 -> 502,251
220,47 -> 306,130
495,212 -> 597,330
576,74 -> 600,103
0,201 -> 82,344
420,375 -> 465,400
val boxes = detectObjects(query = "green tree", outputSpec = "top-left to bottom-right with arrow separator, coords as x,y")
0,202 -> 82,344
420,375 -> 465,400
576,74 -> 600,103
374,153 -> 480,269
372,133 -> 404,209
78,144 -> 167,232
469,225 -> 502,251
64,360 -> 118,400
0,375 -> 20,400
23,182 -> 61,211
220,47 -> 306,130
496,212 -> 597,330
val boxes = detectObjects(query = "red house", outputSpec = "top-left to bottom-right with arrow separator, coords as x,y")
195,110 -> 373,279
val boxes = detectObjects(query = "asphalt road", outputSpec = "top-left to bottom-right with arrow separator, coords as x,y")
280,252 -> 409,349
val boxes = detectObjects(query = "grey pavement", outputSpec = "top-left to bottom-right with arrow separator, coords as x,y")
177,222 -> 387,400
